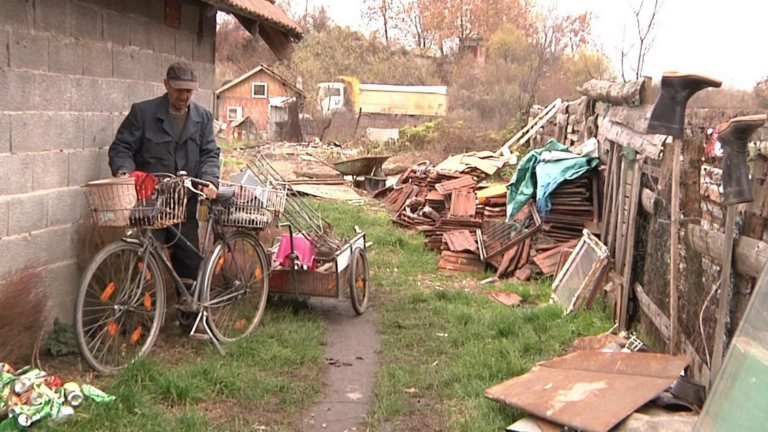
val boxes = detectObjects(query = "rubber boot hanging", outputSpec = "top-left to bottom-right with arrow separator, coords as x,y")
717,115 -> 767,205
647,72 -> 723,137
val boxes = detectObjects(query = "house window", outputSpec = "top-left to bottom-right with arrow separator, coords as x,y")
227,106 -> 242,121
252,82 -> 268,98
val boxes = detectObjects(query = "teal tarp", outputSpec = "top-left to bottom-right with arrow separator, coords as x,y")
505,140 -> 567,221
506,139 -> 598,220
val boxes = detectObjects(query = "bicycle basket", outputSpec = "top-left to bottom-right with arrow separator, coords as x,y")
212,180 -> 287,229
85,177 -> 188,228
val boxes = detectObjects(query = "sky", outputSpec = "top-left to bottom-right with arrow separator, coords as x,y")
287,0 -> 768,90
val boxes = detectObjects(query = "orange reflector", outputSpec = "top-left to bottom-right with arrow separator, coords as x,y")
129,327 -> 143,344
143,292 -> 152,310
234,319 -> 247,330
138,262 -> 152,281
215,256 -> 225,275
101,282 -> 116,303
255,267 -> 263,279
247,248 -> 255,257
107,321 -> 118,337
357,278 -> 365,289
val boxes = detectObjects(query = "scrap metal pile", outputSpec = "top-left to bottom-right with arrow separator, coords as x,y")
0,363 -> 114,429
375,152 -> 601,282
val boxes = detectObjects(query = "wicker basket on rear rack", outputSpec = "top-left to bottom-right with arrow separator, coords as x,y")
210,180 -> 287,229
85,177 -> 188,229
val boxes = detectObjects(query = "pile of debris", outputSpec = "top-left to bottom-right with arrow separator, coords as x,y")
376,150 -> 601,283
0,362 -> 115,429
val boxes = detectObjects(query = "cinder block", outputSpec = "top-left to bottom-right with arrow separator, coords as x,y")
84,114 -> 113,149
36,73 -> 72,112
138,50 -> 162,83
175,31 -> 194,61
0,114 -> 9,154
43,260 -> 81,325
0,29 -> 8,69
71,1 -> 103,41
9,29 -> 49,71
112,46 -> 140,81
82,41 -> 112,78
47,187 -> 87,227
32,151 -> 69,191
160,54 -> 176,77
98,146 -> 111,178
180,1 -> 199,34
12,113 -> 84,153
0,200 -> 9,237
196,61 -> 215,91
0,0 -> 34,28
193,34 -> 215,65
71,77 -> 130,113
49,38 -> 83,75
153,24 -> 176,56
68,149 -> 101,186
0,154 -> 34,195
193,90 -> 214,112
35,0 -> 72,37
0,70 -> 36,111
103,10 -> 130,46
129,15 -> 155,51
127,81 -> 155,106
8,193 -> 48,236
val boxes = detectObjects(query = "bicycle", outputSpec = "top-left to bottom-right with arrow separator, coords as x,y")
75,172 -> 284,374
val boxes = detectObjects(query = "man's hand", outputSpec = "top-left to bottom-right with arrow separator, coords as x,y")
201,182 -> 217,200
116,171 -> 130,179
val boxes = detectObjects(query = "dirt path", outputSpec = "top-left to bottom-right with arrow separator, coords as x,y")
300,298 -> 381,432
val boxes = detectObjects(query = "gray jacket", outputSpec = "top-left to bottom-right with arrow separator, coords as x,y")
108,94 -> 221,188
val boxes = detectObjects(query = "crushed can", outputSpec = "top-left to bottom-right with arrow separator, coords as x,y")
81,384 -> 115,403
0,373 -> 14,388
18,390 -> 44,407
62,383 -> 84,407
42,376 -> 62,389
0,364 -> 12,374
51,403 -> 74,422
11,380 -> 30,397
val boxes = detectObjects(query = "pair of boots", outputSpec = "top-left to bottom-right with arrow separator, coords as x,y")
647,72 -> 766,206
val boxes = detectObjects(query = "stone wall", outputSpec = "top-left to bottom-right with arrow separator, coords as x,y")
0,0 -> 216,331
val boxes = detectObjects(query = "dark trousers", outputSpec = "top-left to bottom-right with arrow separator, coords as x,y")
152,219 -> 201,282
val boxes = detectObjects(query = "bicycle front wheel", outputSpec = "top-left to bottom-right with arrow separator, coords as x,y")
201,231 -> 268,342
74,241 -> 166,374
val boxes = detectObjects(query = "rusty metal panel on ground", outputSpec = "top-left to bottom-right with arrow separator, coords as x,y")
485,351 -> 690,432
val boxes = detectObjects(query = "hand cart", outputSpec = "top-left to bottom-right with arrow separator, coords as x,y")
246,155 -> 371,314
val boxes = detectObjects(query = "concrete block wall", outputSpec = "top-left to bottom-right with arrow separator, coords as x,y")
0,0 -> 216,330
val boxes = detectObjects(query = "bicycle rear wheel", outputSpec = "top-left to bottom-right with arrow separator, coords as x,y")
201,231 -> 268,342
74,241 -> 165,374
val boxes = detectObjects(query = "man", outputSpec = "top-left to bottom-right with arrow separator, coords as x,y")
109,62 -> 220,287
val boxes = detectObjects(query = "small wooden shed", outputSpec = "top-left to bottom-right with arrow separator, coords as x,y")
216,64 -> 306,140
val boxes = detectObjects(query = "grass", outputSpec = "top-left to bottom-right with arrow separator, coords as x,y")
313,200 -> 613,431
39,300 -> 325,432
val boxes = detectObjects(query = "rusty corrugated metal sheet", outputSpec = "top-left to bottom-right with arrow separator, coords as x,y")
436,176 -> 476,195
485,351 -> 690,432
215,0 -> 303,38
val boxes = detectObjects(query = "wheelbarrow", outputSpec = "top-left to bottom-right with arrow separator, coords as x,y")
333,155 -> 391,192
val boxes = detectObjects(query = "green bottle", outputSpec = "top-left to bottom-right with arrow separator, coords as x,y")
81,385 -> 115,403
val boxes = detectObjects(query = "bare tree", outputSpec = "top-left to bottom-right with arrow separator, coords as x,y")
619,0 -> 665,81
363,0 -> 395,45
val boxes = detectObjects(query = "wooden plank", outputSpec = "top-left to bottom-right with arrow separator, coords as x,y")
497,98 -> 562,156
712,205 -> 737,380
600,142 -> 616,240
669,139 -> 681,354
641,163 -> 662,179
620,159 -> 643,330
687,224 -> 768,279
614,156 -> 629,271
634,283 -> 671,339
577,78 -> 648,106
599,118 -> 664,160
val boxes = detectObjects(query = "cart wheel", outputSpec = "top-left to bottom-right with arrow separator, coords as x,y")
350,247 -> 370,315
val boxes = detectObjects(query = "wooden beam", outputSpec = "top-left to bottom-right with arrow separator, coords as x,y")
634,283 -> 671,339
669,139 -> 682,354
620,159 -> 643,330
598,118 -> 664,159
496,99 -> 562,156
687,224 -> 768,279
577,78 -> 648,106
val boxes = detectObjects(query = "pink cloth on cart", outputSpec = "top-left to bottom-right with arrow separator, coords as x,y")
275,233 -> 317,270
